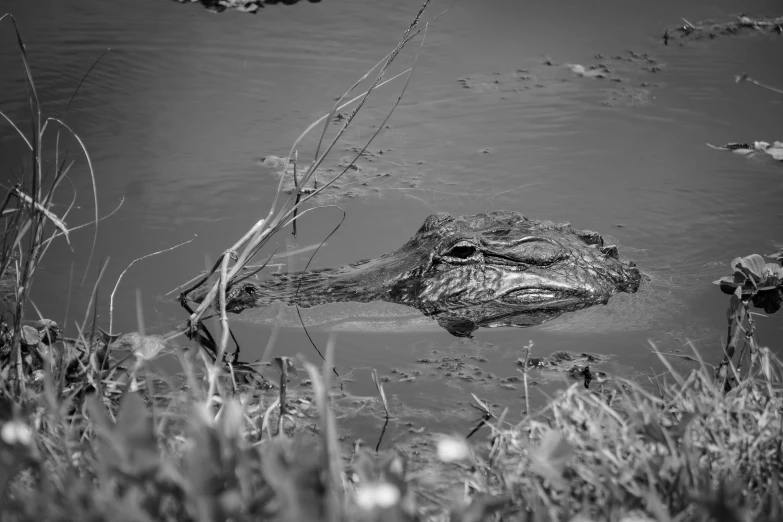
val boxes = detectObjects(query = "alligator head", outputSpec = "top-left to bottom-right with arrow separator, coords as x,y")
192,211 -> 642,337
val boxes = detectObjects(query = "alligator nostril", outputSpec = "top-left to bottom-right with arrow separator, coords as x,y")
577,229 -> 604,247
600,245 -> 619,259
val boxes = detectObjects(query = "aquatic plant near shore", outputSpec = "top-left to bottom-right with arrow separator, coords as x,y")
714,254 -> 783,311
713,253 -> 783,390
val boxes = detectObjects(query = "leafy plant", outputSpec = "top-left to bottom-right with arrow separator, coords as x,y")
713,253 -> 782,392
714,254 -> 783,313
767,246 -> 783,265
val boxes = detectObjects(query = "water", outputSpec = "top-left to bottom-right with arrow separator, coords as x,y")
2,0 -> 782,441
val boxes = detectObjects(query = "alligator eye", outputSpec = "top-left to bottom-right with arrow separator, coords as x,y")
440,242 -> 482,263
446,245 -> 477,258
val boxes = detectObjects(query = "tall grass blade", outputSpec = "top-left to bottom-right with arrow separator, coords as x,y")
45,118 -> 99,284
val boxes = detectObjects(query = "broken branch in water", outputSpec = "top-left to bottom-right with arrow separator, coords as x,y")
177,1 -> 436,414
183,34 -> 424,310
735,72 -> 783,96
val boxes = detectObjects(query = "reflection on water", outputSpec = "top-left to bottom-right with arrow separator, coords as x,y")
1,0 -> 782,434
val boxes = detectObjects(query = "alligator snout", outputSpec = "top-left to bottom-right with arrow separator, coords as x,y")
614,259 -> 642,294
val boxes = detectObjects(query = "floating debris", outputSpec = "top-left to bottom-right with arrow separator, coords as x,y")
459,50 -> 663,108
172,0 -> 322,14
664,14 -> 783,44
707,141 -> 783,162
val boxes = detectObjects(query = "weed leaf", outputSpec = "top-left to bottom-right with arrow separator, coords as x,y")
116,392 -> 158,474
529,430 -> 574,489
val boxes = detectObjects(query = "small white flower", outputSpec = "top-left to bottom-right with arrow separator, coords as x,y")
355,482 -> 400,510
71,451 -> 83,467
437,435 -> 471,463
1,420 -> 32,446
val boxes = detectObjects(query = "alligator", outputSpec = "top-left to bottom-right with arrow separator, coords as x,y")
189,211 -> 642,337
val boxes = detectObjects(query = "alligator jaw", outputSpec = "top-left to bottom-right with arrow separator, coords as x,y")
496,273 -> 587,308
500,288 -> 584,307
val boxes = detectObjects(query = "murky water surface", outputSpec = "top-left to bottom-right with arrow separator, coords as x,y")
2,0 -> 782,441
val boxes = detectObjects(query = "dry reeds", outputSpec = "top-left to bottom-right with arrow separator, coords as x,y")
0,13 -> 108,396
178,0 -> 439,413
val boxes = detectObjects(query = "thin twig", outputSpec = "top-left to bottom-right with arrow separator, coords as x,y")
6,186 -> 69,244
40,196 -> 125,250
275,357 -> 289,434
45,117 -> 99,284
109,236 -> 195,334
371,369 -> 391,419
735,72 -> 783,95
522,341 -> 532,418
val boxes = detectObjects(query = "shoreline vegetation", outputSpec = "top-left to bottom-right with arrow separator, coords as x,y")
2,5 -> 783,522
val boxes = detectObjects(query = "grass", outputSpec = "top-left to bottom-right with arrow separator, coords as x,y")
1,325 -> 780,521
2,4 -> 783,522
473,345 -> 783,521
